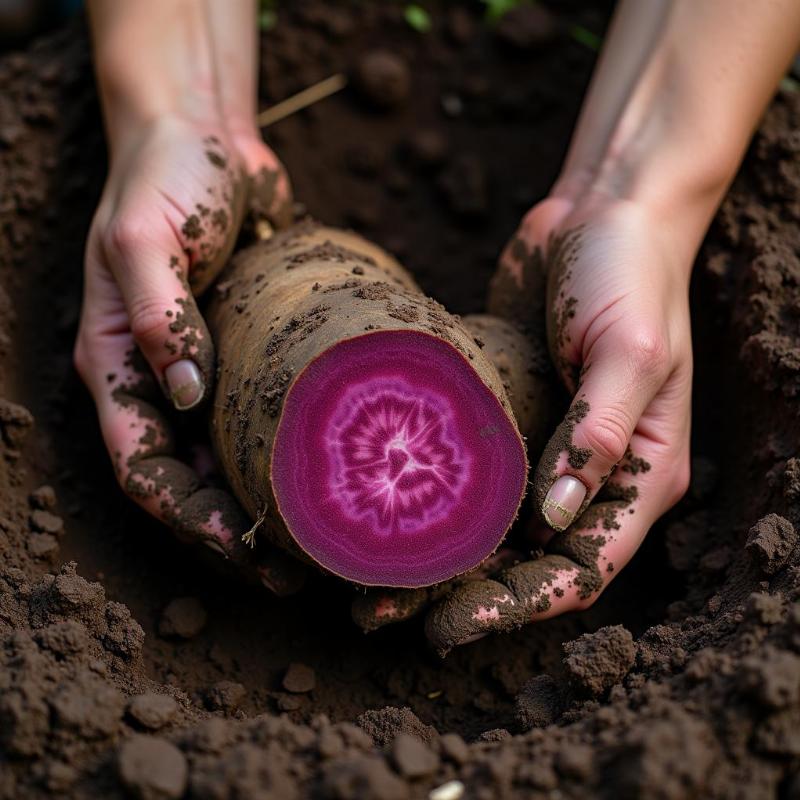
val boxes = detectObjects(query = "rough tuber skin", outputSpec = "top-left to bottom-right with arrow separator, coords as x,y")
207,223 -> 543,588
461,313 -> 553,452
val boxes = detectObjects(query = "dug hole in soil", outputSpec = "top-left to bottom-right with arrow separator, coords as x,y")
1,2 -> 800,798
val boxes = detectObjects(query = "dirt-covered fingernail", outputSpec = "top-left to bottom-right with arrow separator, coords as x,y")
165,360 -> 204,410
459,632 -> 489,645
258,557 -> 307,597
204,539 -> 226,556
542,475 -> 586,531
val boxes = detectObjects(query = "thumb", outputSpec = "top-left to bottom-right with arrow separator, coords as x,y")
99,216 -> 214,411
535,326 -> 671,530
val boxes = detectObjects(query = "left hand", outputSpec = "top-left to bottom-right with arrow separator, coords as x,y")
74,115 -> 302,593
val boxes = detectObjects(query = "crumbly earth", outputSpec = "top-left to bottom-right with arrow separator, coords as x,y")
1,2 -> 800,798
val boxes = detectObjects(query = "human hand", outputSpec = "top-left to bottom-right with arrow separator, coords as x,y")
354,191 -> 693,653
73,113 -> 303,594
350,0 -> 800,652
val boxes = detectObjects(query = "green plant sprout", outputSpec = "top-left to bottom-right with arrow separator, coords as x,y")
258,0 -> 279,32
569,23 -> 602,52
480,0 -> 529,23
405,4 -> 432,33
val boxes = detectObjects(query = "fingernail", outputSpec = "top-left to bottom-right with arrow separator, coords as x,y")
460,632 -> 489,646
204,539 -> 226,556
165,360 -> 205,410
542,475 -> 586,531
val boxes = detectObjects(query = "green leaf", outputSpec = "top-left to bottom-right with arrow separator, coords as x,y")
259,9 -> 277,31
404,4 -> 432,33
258,0 -> 279,31
480,0 -> 527,23
568,23 -> 601,52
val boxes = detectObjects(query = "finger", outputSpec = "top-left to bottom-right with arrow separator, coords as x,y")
424,558 -> 574,657
128,452 -> 307,595
245,146 -> 294,232
426,405 -> 690,656
257,548 -> 308,597
184,136 -> 250,294
487,198 -> 575,327
535,325 -> 672,532
352,588 -> 431,632
74,268 -> 307,595
351,550 -> 524,632
96,211 -> 215,411
182,485 -> 307,596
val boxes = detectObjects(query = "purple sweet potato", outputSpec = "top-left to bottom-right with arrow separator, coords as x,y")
208,223 -> 546,588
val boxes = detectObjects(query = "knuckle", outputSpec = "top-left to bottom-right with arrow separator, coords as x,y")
581,409 -> 631,467
667,458 -> 691,507
103,215 -> 152,260
128,299 -> 173,348
574,592 -> 599,612
624,327 -> 670,380
72,338 -> 89,382
519,205 -> 540,232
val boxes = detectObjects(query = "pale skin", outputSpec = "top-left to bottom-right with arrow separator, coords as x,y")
75,0 -> 300,592
76,2 -> 800,637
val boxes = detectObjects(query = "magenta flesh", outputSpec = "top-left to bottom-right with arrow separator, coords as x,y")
270,330 -> 527,587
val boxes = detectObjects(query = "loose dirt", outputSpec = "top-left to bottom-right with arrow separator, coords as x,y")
1,2 -> 799,798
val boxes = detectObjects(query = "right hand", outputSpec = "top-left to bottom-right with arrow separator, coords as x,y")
74,113 -> 305,596
354,190 -> 694,652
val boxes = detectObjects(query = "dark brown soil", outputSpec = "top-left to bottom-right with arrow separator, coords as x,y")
1,2 -> 800,798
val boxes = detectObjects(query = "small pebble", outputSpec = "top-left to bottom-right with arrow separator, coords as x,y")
158,597 -> 207,639
283,662 -> 316,693
318,727 -> 345,759
439,732 -> 469,765
391,732 -> 439,779
555,743 -> 593,781
407,129 -> 449,169
117,736 -> 188,800
0,123 -> 24,147
354,50 -> 411,110
29,484 -> 56,509
205,680 -> 246,713
430,781 -> 465,800
128,693 -> 179,731
321,754 -> 408,800
30,509 -> 64,536
277,693 -> 302,712
28,532 -> 58,558
441,93 -> 463,117
43,760 -> 76,792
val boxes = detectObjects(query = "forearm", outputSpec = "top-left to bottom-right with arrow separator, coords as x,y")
204,0 -> 259,141
555,0 -> 800,256
87,1 -> 259,157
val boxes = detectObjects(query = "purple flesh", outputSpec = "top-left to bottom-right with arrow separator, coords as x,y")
270,330 -> 527,587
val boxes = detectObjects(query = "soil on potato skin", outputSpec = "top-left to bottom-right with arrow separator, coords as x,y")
1,3 -> 799,798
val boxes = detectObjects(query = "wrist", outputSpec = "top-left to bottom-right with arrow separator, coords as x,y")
90,1 -> 225,157
555,63 -> 752,259
554,121 -> 742,270
95,53 -> 220,152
